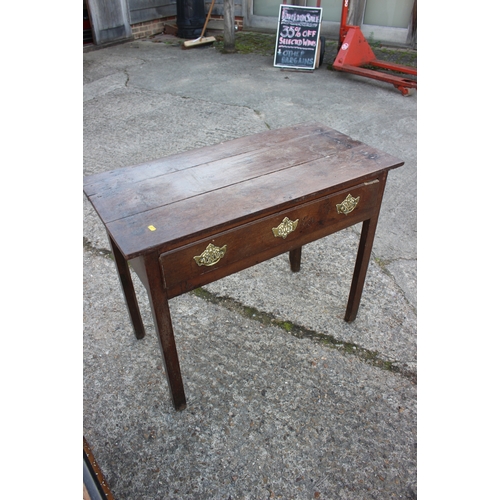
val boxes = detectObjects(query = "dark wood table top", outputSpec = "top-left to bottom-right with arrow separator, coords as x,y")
83,123 -> 403,259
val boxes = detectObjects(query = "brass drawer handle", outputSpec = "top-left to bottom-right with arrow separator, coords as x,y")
194,243 -> 227,267
336,194 -> 360,215
272,217 -> 299,239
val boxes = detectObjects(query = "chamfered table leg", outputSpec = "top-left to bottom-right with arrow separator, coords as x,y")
108,235 -> 146,340
344,172 -> 388,322
143,254 -> 187,411
344,218 -> 377,322
289,246 -> 302,272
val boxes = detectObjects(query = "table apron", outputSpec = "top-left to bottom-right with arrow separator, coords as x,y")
159,179 -> 382,299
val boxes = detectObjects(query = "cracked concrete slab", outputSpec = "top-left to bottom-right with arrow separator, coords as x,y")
83,72 -> 129,102
84,250 -> 416,499
386,259 -> 417,311
204,229 -> 416,372
83,35 -> 417,499
83,86 -> 266,173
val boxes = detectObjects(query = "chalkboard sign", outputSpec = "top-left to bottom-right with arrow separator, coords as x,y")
274,4 -> 323,70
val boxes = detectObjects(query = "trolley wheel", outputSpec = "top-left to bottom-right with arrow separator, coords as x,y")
395,85 -> 414,96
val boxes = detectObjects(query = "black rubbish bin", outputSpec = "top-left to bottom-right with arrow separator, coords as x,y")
177,0 -> 206,39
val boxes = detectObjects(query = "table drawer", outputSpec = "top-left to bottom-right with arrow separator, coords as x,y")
159,180 -> 381,297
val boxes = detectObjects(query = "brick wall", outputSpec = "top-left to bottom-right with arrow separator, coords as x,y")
131,16 -> 176,39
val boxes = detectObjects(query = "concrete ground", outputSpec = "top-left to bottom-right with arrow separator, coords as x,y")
83,32 -> 417,499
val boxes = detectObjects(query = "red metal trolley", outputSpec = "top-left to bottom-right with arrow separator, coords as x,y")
333,0 -> 417,95
282,0 -> 417,95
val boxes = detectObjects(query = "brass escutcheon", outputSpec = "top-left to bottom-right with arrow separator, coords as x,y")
336,194 -> 360,215
272,217 -> 299,239
193,243 -> 227,267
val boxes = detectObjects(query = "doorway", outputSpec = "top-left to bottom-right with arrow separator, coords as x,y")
83,0 -> 93,45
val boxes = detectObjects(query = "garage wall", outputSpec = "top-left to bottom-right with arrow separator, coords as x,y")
128,0 -> 176,25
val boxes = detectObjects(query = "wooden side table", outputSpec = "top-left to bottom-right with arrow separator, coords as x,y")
84,123 -> 404,410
